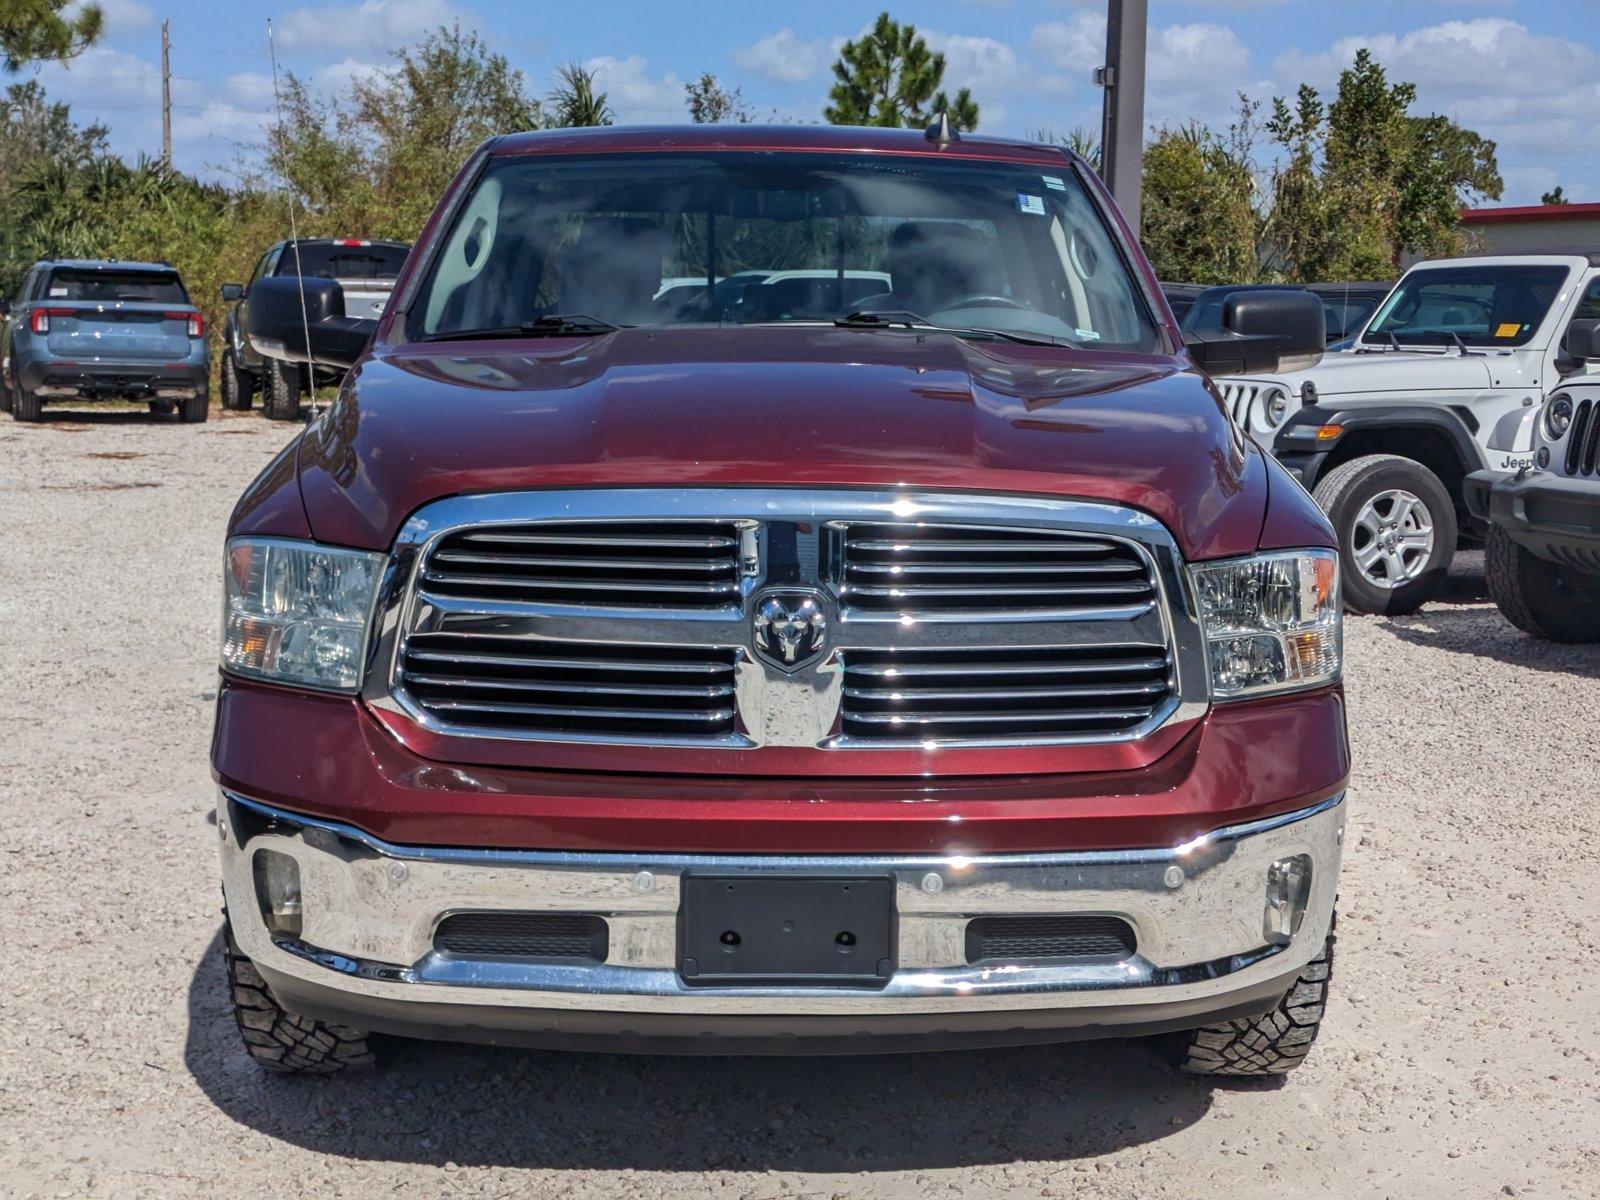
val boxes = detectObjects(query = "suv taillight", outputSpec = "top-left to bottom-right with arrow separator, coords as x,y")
166,310 -> 204,338
30,308 -> 61,334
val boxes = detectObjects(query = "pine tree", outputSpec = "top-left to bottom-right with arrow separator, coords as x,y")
824,13 -> 978,132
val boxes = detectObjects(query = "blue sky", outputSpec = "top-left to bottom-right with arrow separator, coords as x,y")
29,0 -> 1600,204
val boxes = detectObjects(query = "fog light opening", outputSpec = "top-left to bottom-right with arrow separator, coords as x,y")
253,848 -> 303,938
1264,854 -> 1312,946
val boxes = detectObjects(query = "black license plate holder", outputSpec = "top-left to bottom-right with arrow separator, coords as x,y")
679,875 -> 896,988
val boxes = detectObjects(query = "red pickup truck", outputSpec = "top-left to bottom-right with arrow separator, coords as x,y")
214,124 -> 1347,1076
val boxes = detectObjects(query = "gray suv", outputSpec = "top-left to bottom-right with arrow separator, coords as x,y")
220,238 -> 409,420
1,259 -> 209,422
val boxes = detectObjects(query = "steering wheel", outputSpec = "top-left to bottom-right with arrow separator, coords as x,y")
938,293 -> 1030,312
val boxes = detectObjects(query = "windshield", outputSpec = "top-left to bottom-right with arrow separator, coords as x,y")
408,152 -> 1159,351
1362,264 -> 1569,347
283,243 -> 409,280
46,269 -> 187,303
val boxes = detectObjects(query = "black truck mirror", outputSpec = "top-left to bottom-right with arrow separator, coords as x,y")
1184,289 -> 1325,377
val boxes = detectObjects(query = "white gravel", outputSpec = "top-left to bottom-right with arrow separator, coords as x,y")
2,410 -> 1597,1199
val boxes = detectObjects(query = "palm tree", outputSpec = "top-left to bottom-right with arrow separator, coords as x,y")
549,63 -> 614,128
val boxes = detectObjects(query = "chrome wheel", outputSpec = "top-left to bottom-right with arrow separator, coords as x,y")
1351,488 -> 1434,589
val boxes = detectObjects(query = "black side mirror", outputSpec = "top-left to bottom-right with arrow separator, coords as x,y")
220,282 -> 244,303
1562,317 -> 1600,361
245,276 -> 377,372
1184,289 -> 1325,377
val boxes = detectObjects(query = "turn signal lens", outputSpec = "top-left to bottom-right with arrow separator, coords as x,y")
1190,550 -> 1342,699
1314,424 -> 1343,440
221,538 -> 385,692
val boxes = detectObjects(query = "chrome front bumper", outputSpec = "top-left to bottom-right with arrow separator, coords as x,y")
218,791 -> 1343,1049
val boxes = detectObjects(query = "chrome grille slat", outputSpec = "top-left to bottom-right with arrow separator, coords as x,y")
838,522 -> 1157,614
839,645 -> 1174,743
398,632 -> 738,738
422,520 -> 745,608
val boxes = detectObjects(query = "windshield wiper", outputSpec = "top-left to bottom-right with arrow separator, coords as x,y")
834,309 -> 1073,347
418,314 -> 622,342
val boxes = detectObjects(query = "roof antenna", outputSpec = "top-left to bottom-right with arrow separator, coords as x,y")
924,111 -> 958,145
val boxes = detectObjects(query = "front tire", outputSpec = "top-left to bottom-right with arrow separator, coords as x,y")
1485,525 -> 1600,643
261,359 -> 302,422
220,350 -> 253,411
1171,922 -> 1335,1076
224,920 -> 374,1074
1313,454 -> 1456,615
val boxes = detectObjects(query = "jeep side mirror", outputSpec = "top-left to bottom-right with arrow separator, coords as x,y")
245,276 -> 377,371
1184,289 -> 1325,377
220,282 -> 244,303
1562,317 -> 1600,361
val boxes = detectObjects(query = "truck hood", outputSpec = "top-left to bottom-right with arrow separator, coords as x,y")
293,325 -> 1268,559
1236,345 -> 1495,397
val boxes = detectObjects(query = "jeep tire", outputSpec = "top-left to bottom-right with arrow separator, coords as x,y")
1313,454 -> 1457,615
1485,525 -> 1600,643
262,358 -> 301,421
220,350 -> 253,411
1171,920 -> 1335,1076
224,918 -> 374,1074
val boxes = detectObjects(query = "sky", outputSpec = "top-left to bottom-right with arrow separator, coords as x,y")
26,0 -> 1600,206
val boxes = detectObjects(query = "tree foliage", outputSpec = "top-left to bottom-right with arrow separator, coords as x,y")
825,12 -> 977,132
1141,117 -> 1259,285
549,62 -> 613,128
0,0 -> 102,72
1541,186 -> 1568,206
685,72 -> 752,124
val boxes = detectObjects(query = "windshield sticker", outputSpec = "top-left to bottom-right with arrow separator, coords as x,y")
1074,327 -> 1102,341
1017,193 -> 1046,216
1042,175 -> 1067,191
1495,322 -> 1522,338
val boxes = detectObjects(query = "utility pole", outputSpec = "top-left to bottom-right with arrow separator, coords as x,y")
161,19 -> 172,169
1095,0 -> 1147,234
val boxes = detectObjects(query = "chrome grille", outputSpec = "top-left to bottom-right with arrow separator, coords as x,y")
398,633 -> 738,739
837,523 -> 1155,613
839,645 -> 1173,742
421,520 -> 747,608
375,489 -> 1201,756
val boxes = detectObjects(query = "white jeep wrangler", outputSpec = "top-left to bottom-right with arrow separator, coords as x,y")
1466,373 -> 1600,642
1208,252 -> 1600,614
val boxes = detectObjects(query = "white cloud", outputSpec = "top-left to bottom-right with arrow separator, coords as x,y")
1030,12 -> 1104,81
734,28 -> 830,84
276,0 -> 467,56
583,54 -> 684,121
93,0 -> 154,33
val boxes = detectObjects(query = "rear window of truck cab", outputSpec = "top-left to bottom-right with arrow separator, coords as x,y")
407,152 -> 1160,352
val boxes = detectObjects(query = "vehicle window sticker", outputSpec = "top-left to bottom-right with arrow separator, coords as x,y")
1495,322 -> 1521,338
1042,176 -> 1067,191
1017,193 -> 1046,216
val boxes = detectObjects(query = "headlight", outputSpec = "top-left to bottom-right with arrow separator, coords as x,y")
1545,395 -> 1574,440
1260,386 -> 1291,430
222,538 -> 385,692
1190,550 -> 1341,699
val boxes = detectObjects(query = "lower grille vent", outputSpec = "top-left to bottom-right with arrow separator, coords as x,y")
434,912 -> 608,961
840,645 -> 1173,743
965,915 -> 1136,963
399,633 -> 738,740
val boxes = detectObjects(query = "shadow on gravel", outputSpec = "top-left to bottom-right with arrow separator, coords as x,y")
184,929 -> 1227,1171
1381,608 -> 1600,678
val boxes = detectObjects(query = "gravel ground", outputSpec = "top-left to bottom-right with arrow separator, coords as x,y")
2,408 -> 1597,1199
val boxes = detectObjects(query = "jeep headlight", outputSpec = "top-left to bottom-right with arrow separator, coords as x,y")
1190,550 -> 1341,699
1544,395 -> 1573,440
221,538 -> 385,693
1259,385 -> 1291,430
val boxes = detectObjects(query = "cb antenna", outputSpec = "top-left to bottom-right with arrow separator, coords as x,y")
266,19 -> 318,413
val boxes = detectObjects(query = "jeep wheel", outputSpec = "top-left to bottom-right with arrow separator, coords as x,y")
220,350 -> 252,411
1485,525 -> 1600,643
224,919 -> 374,1074
261,359 -> 302,421
179,388 -> 210,423
1171,921 -> 1335,1076
1313,454 -> 1456,615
